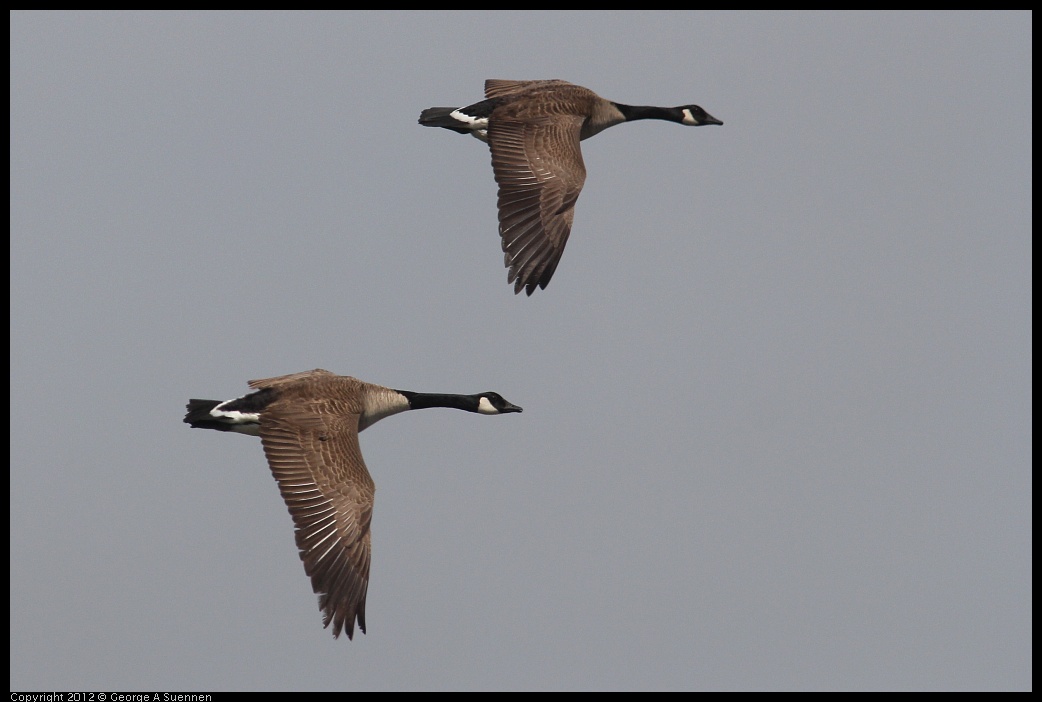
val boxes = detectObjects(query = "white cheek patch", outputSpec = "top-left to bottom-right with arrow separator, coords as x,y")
477,396 -> 499,415
681,108 -> 698,126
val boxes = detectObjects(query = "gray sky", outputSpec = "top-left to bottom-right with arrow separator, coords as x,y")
10,11 -> 1031,692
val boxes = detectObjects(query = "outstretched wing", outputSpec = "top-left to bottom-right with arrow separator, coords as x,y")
258,401 -> 374,640
488,115 -> 587,295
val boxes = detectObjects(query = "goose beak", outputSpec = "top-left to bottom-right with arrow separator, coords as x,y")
502,402 -> 523,414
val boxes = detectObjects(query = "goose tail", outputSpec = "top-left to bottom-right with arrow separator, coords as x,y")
418,107 -> 469,132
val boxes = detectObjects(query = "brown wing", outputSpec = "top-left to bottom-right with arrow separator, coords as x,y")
484,78 -> 574,99
258,400 -> 374,640
488,115 -> 587,295
247,368 -> 335,390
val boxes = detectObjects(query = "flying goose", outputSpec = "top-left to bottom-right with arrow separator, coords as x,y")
419,79 -> 723,295
183,368 -> 522,639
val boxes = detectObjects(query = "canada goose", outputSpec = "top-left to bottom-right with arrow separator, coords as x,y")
419,79 -> 723,295
183,368 -> 522,639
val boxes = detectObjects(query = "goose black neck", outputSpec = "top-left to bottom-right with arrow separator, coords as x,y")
613,103 -> 680,123
397,391 -> 477,411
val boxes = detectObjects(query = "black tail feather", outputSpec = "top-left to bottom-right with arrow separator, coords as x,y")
418,107 -> 475,134
183,399 -> 233,430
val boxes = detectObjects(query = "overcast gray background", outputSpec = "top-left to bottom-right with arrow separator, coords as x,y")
10,11 -> 1031,692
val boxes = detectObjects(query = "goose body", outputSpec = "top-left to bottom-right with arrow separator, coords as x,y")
184,368 -> 522,639
419,79 -> 722,295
